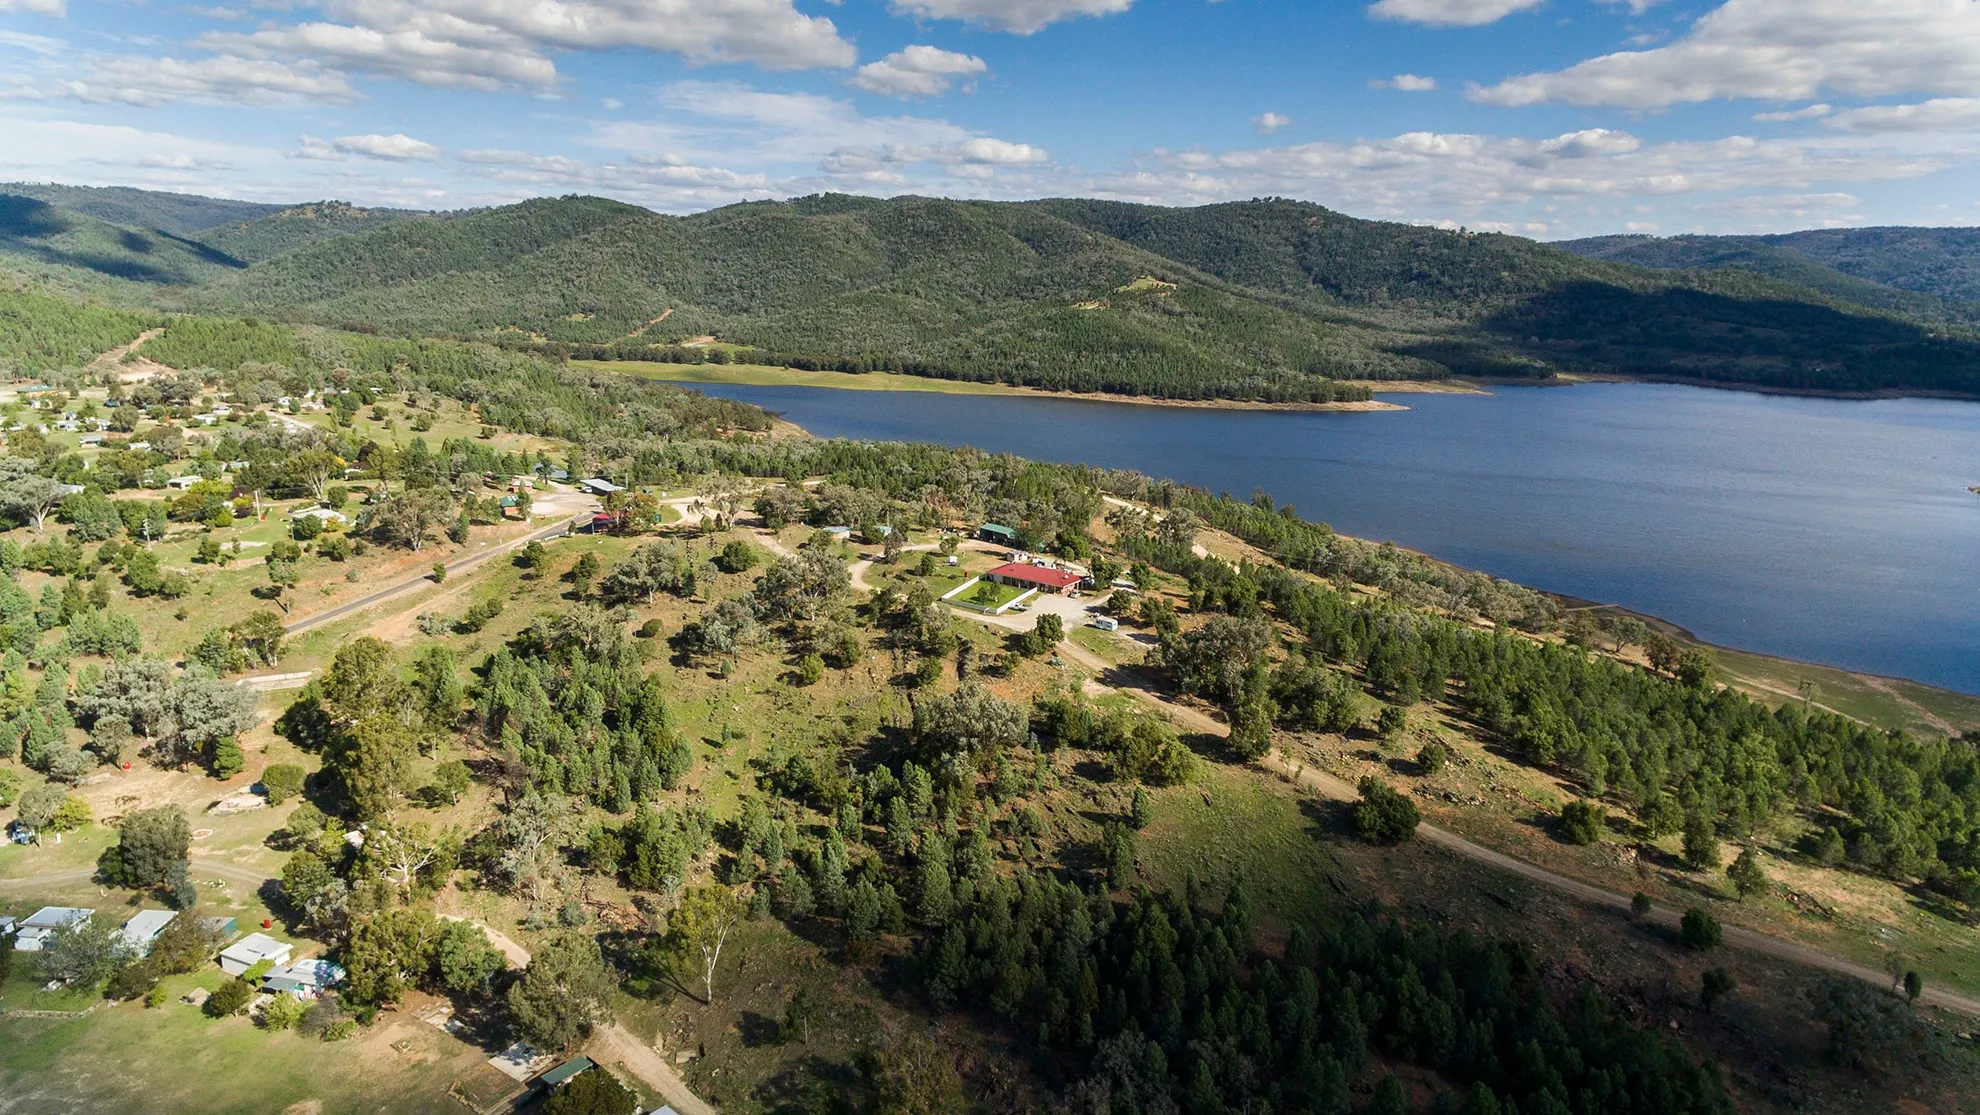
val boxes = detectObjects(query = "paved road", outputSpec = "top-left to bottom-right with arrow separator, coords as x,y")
1047,638 -> 1980,1019
285,509 -> 594,636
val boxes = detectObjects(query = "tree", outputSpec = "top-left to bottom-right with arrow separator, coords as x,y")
204,977 -> 257,1017
857,1031 -> 964,1115
2,474 -> 68,533
716,539 -> 760,573
911,684 -> 1026,766
1682,811 -> 1720,872
35,917 -> 132,988
261,763 -> 306,805
1353,776 -> 1420,845
363,488 -> 453,552
1727,845 -> 1766,899
1903,969 -> 1923,1003
435,919 -> 506,996
1559,800 -> 1606,845
568,552 -> 599,597
1630,891 -> 1653,919
1700,968 -> 1736,1010
667,885 -> 744,1005
1130,786 -> 1154,829
1680,907 -> 1723,951
543,1068 -> 637,1115
430,758 -> 472,805
260,992 -> 307,1031
342,906 -> 443,1006
281,850 -> 334,914
112,804 -> 191,887
16,782 -> 66,832
1163,613 -> 1273,707
508,931 -> 616,1051
753,549 -> 850,624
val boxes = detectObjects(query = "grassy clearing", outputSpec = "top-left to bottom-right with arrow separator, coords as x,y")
0,969 -> 486,1115
1712,645 -> 1980,737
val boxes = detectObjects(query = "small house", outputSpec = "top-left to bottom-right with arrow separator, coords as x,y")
579,477 -> 623,497
79,433 -> 105,446
977,523 -> 1020,546
291,507 -> 347,525
262,958 -> 346,999
218,932 -> 292,975
0,915 -> 16,939
117,909 -> 177,955
14,907 -> 92,951
164,475 -> 201,490
52,483 -> 85,498
533,1056 -> 597,1096
984,562 -> 1083,595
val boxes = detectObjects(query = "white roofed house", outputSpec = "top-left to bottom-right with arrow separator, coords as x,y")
217,932 -> 292,975
14,906 -> 93,951
117,909 -> 177,955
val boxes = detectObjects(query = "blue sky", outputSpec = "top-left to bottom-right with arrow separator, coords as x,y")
3,0 -> 1979,237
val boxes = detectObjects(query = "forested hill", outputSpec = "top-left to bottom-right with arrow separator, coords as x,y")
1558,228 -> 1980,317
7,184 -> 1980,399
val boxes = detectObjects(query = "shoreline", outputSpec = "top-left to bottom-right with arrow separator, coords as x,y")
587,359 -> 1412,412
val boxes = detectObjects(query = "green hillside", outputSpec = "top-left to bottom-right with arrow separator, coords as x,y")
1553,233 -> 1974,325
0,181 -> 280,236
7,185 -> 1980,400
194,200 -> 426,264
0,193 -> 246,295
0,284 -> 159,373
1766,226 -> 1980,305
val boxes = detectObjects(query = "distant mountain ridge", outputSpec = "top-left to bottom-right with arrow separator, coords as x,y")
5,181 -> 1980,400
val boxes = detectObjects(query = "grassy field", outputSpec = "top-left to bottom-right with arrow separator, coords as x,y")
0,968 -> 493,1115
1712,645 -> 1980,737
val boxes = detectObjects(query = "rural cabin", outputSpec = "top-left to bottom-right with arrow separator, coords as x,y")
984,562 -> 1085,595
117,909 -> 177,955
262,958 -> 346,999
532,1055 -> 596,1097
291,507 -> 348,525
218,932 -> 292,975
579,477 -> 623,497
13,906 -> 92,951
977,522 -> 1020,546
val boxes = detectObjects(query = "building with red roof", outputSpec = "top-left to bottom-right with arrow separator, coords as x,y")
985,562 -> 1084,593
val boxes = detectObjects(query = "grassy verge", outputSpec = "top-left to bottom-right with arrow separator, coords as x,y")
591,361 -> 1034,397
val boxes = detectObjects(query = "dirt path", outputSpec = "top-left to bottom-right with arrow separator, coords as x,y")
285,505 -> 596,637
437,916 -> 719,1114
1049,637 -> 1980,1018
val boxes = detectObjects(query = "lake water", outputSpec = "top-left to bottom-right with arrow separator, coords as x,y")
670,380 -> 1980,695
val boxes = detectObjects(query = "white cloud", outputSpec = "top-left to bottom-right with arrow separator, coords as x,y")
203,0 -> 853,93
11,54 -> 359,107
0,0 -> 67,15
889,0 -> 1134,35
335,132 -> 441,160
1827,98 -> 1980,134
1372,74 -> 1438,91
1698,191 -> 1861,221
1753,103 -> 1831,122
1088,126 -> 1967,233
1369,0 -> 1543,27
1473,0 -> 1980,109
851,46 -> 988,99
1253,111 -> 1292,135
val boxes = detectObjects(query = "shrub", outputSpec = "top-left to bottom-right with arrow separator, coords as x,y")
210,737 -> 245,779
1559,800 -> 1606,845
637,619 -> 664,639
204,978 -> 256,1017
715,540 -> 760,574
1353,777 -> 1420,845
793,653 -> 825,687
322,1019 -> 359,1041
49,795 -> 92,832
1377,704 -> 1408,738
1630,891 -> 1653,918
260,993 -> 307,1031
1701,968 -> 1736,1010
1415,740 -> 1450,774
261,763 -> 306,805
1680,907 -> 1723,951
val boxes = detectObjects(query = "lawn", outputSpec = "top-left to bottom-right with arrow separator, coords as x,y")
946,579 -> 1027,612
0,969 -> 487,1115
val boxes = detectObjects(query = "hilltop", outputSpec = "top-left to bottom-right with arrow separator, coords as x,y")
6,183 -> 1980,399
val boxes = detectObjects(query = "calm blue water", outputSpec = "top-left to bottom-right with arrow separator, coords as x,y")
677,381 -> 1980,695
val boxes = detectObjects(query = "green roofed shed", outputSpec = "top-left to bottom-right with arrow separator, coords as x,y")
978,523 -> 1019,545
535,1056 -> 596,1090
